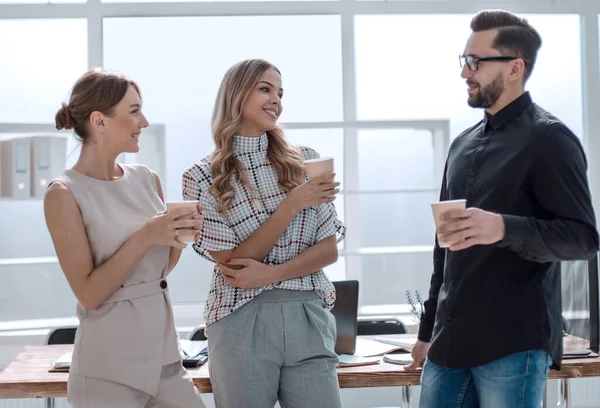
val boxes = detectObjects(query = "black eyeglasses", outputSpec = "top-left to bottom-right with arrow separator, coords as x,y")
459,55 -> 524,72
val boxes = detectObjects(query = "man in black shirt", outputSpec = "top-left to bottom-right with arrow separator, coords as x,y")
407,9 -> 599,408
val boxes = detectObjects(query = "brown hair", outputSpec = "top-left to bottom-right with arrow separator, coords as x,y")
210,59 -> 304,213
470,9 -> 542,81
55,68 -> 141,142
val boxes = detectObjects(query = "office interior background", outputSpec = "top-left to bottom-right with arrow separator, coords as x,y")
0,0 -> 600,406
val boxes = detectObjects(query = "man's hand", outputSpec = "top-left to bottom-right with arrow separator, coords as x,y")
437,207 -> 505,251
218,258 -> 279,289
404,339 -> 430,371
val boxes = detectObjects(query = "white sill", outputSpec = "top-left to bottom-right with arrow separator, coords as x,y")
0,256 -> 58,265
0,303 -> 207,346
0,303 -> 420,347
0,326 -> 201,347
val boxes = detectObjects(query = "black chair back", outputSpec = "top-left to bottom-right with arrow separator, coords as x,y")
357,319 -> 407,336
190,326 -> 207,341
46,326 -> 77,345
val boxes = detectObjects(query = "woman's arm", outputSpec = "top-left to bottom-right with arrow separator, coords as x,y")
183,167 -> 338,265
153,172 -> 202,276
153,172 -> 185,275
45,183 -> 154,310
271,235 -> 338,281
209,175 -> 338,264
44,182 -> 199,309
208,198 -> 297,264
219,235 -> 338,288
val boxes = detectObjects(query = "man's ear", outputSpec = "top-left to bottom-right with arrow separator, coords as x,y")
509,59 -> 526,83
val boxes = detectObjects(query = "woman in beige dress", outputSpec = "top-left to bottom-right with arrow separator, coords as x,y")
44,68 -> 206,408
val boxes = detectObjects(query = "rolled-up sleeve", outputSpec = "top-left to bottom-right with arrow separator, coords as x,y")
316,202 -> 346,243
182,167 -> 240,263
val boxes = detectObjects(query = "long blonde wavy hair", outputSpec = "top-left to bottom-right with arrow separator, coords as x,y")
210,59 -> 304,213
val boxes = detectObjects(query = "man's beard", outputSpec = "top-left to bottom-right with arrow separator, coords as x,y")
467,73 -> 504,109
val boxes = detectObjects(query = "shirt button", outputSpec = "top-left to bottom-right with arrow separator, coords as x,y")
160,280 -> 168,289
470,171 -> 477,177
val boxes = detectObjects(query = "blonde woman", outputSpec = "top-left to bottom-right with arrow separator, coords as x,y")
182,59 -> 345,407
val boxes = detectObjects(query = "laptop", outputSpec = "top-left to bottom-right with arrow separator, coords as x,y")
330,280 -> 359,355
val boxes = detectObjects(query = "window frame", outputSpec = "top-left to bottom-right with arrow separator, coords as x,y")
0,0 -> 599,310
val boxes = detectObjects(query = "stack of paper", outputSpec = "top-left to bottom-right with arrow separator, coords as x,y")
50,352 -> 72,372
180,340 -> 208,358
382,353 -> 414,365
337,354 -> 381,368
353,337 -> 416,357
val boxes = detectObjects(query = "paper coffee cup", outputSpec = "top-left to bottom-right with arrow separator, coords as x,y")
430,199 -> 467,248
303,157 -> 334,179
166,200 -> 200,243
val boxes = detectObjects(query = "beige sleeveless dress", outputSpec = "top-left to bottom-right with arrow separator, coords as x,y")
52,164 -> 182,396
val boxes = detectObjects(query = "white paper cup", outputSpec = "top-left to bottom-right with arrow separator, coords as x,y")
166,200 -> 200,243
430,199 -> 467,248
304,157 -> 334,179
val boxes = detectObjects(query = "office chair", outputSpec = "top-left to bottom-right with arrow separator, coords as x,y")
45,326 -> 78,408
189,325 -> 207,341
357,317 -> 407,336
46,326 -> 77,345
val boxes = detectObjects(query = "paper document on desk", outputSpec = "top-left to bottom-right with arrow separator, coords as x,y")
354,338 -> 414,357
49,352 -> 72,372
179,340 -> 208,358
54,352 -> 72,368
337,354 -> 381,368
374,337 -> 416,351
382,353 -> 414,365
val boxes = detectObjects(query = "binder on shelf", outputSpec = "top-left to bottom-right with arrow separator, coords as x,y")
30,136 -> 67,198
1,138 -> 31,199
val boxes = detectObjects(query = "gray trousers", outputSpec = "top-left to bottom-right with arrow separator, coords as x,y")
67,362 -> 206,408
207,289 -> 342,408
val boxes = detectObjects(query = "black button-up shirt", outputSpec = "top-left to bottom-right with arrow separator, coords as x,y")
418,92 -> 599,369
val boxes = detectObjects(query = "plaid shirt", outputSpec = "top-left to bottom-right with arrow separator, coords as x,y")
182,134 -> 346,326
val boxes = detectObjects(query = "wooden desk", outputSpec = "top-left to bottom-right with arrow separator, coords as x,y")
1,336 -> 600,399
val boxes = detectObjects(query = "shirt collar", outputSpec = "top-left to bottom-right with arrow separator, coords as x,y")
483,91 -> 533,131
232,133 -> 269,155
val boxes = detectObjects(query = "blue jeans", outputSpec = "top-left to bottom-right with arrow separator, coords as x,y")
419,350 -> 553,408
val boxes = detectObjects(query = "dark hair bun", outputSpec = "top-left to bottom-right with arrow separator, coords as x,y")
55,103 -> 74,131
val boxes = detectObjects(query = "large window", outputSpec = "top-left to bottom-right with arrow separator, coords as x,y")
0,0 -> 83,3
0,2 -> 598,326
0,19 -> 87,262
103,15 -> 343,302
103,0 -> 336,2
0,19 -> 87,321
356,129 -> 439,247
355,14 -> 582,139
0,19 -> 87,124
352,13 -> 584,304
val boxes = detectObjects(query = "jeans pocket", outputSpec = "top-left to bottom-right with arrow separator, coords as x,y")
527,350 -> 552,375
545,353 -> 553,375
